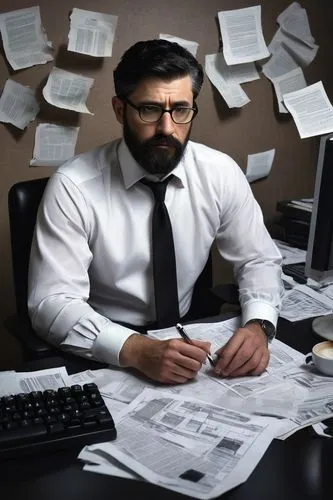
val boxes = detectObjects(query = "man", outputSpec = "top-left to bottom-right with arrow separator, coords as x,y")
28,39 -> 283,384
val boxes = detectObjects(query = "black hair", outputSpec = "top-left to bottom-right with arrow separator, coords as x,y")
113,39 -> 204,99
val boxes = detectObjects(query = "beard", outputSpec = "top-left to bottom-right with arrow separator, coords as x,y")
123,116 -> 191,176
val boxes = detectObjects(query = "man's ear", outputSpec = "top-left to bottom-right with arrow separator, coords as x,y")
112,96 -> 124,124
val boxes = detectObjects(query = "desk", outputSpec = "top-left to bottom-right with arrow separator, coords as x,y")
1,316 -> 333,500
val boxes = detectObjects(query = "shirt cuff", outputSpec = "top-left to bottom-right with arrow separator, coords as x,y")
92,322 -> 138,366
241,301 -> 278,328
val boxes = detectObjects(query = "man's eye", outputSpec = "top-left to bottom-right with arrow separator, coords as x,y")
141,105 -> 160,114
173,107 -> 190,117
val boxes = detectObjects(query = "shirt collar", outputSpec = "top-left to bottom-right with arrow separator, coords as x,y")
118,139 -> 186,189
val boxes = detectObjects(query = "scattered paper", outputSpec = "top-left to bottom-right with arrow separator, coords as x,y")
273,239 -> 306,265
30,123 -> 80,167
88,388 -> 281,499
0,366 -> 70,396
205,54 -> 250,108
272,67 -> 307,113
68,8 -> 118,57
280,284 -> 333,321
262,45 -> 299,81
218,6 -> 270,65
276,362 -> 333,439
268,27 -> 318,68
0,79 -> 39,130
277,2 -> 315,47
206,52 -> 259,85
159,34 -> 198,57
0,6 -> 53,70
246,149 -> 275,183
42,67 -> 94,114
283,81 -> 333,139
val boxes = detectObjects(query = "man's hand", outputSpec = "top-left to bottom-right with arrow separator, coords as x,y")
119,334 -> 211,384
213,323 -> 269,378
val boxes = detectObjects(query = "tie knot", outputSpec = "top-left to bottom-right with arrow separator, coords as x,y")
141,176 -> 173,202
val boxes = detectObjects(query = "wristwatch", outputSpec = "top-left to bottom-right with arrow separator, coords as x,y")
246,319 -> 276,343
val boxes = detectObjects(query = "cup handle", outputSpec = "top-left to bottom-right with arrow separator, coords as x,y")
305,353 -> 313,365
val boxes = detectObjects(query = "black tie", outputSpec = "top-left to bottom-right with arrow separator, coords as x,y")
141,176 -> 180,328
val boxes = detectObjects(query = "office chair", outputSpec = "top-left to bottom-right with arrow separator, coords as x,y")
5,177 -> 239,361
5,178 -> 57,361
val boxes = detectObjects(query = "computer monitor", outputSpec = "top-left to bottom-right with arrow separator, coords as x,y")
305,132 -> 333,339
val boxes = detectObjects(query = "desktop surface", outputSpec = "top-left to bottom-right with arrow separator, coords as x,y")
1,316 -> 332,500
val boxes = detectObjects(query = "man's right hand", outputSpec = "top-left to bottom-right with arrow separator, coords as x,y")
119,334 -> 211,384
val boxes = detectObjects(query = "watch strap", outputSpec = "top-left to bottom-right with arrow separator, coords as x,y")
246,319 -> 276,342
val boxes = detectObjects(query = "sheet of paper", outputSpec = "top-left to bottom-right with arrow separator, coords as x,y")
272,67 -> 307,113
277,1 -> 315,47
68,8 -> 118,57
42,67 -> 94,114
0,6 -> 53,70
218,6 -> 270,65
280,284 -> 333,321
262,45 -> 299,81
0,79 -> 39,130
246,149 -> 275,182
268,27 -> 318,68
30,123 -> 79,167
283,81 -> 333,139
88,388 -> 281,499
205,54 -> 250,108
159,34 -> 198,57
206,52 -> 259,84
0,366 -> 70,396
273,239 -> 306,265
276,362 -> 333,439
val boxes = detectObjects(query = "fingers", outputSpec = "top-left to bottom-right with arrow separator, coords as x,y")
214,327 -> 269,377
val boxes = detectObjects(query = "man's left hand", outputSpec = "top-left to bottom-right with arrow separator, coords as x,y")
213,322 -> 269,377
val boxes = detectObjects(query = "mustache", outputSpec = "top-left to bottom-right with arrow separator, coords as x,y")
144,135 -> 181,148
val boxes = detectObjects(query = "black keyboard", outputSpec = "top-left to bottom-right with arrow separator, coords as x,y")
0,383 -> 116,459
282,262 -> 307,284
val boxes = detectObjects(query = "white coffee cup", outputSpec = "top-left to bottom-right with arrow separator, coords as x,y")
312,341 -> 333,376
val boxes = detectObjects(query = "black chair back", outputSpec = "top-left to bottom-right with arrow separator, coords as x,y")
8,178 -> 49,317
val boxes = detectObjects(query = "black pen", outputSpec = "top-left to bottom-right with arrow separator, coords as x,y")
176,323 -> 216,367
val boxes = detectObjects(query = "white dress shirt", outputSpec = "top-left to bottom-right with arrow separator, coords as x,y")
28,139 -> 283,366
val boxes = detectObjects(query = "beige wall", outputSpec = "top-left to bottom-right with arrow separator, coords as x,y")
1,0 -> 332,369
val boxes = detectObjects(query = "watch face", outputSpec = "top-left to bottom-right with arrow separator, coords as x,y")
260,320 -> 275,340
248,319 -> 275,341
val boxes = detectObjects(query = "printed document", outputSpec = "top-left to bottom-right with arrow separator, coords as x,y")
246,149 -> 275,183
0,6 -> 53,70
277,2 -> 315,47
0,79 -> 39,130
280,284 -> 333,321
283,81 -> 333,138
273,239 -> 306,265
206,53 -> 259,85
43,67 -> 94,114
0,366 -> 70,397
88,388 -> 281,499
68,8 -> 118,57
262,45 -> 299,81
30,123 -> 80,167
268,27 -> 318,68
218,6 -> 270,65
205,54 -> 250,108
159,34 -> 198,57
272,67 -> 307,113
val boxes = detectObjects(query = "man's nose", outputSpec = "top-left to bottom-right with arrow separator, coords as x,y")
156,111 -> 175,135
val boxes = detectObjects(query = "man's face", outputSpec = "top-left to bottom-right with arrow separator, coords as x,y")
112,75 -> 194,175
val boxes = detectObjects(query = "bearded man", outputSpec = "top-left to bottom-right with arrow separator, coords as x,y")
28,40 -> 283,384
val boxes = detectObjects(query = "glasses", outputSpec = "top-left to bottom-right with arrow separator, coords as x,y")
123,97 -> 198,124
